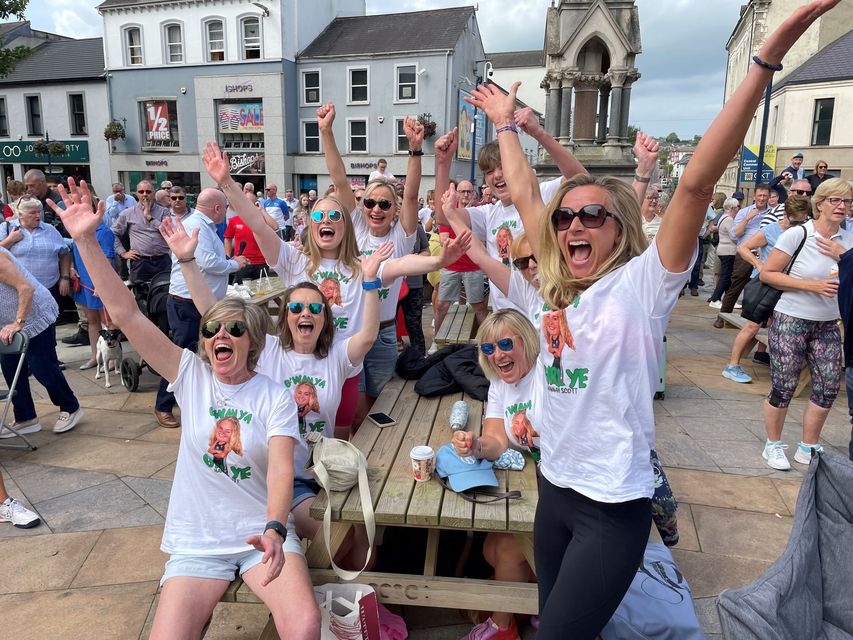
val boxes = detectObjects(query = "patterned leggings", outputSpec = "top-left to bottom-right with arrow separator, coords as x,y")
767,311 -> 841,409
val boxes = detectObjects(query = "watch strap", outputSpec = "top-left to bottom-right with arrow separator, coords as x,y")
408,148 -> 424,156
264,519 -> 286,539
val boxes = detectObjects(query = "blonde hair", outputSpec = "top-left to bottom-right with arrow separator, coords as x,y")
363,178 -> 400,211
475,310 -> 540,381
510,232 -> 532,260
712,192 -> 727,210
297,195 -> 361,279
210,417 -> 243,456
196,298 -> 270,371
812,178 -> 852,219
538,174 -> 648,310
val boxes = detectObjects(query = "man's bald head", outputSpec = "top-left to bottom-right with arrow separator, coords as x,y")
457,180 -> 475,206
196,188 -> 227,224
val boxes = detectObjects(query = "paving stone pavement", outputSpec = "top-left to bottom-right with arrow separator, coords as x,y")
0,290 -> 841,639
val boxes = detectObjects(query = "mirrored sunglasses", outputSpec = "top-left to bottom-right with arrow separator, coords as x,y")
288,302 -> 324,315
363,198 -> 393,211
479,337 -> 514,356
551,204 -> 617,231
201,320 -> 247,339
310,209 -> 343,223
512,255 -> 536,270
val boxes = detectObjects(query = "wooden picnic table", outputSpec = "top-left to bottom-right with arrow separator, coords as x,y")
434,304 -> 477,346
244,278 -> 287,316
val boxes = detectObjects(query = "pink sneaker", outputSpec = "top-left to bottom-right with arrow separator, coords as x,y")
459,617 -> 519,640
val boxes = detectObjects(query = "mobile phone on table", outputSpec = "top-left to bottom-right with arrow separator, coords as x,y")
367,412 -> 397,428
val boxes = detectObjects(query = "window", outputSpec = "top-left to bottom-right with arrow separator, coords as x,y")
139,99 -> 180,149
811,98 -> 834,146
395,119 -> 409,153
395,64 -> 417,102
0,98 -> 8,137
69,93 -> 86,135
163,23 -> 183,63
348,119 -> 367,153
348,67 -> 369,104
303,121 -> 320,153
241,17 -> 261,60
26,95 -> 42,136
206,20 -> 225,62
124,26 -> 143,66
302,70 -> 320,106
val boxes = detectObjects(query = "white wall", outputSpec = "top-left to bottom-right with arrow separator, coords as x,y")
489,66 -> 546,114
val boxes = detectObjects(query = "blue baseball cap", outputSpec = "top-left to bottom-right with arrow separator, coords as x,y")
732,191 -> 745,200
436,444 -> 498,492
792,152 -> 804,159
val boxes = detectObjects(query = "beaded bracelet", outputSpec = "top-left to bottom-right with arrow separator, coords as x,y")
752,55 -> 783,72
495,123 -> 518,135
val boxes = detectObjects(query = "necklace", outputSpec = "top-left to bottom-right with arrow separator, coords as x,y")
212,374 -> 254,408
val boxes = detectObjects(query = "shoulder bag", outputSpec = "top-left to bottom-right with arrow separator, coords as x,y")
740,226 -> 808,324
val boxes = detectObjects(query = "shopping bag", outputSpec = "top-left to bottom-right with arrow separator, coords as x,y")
315,583 -> 381,640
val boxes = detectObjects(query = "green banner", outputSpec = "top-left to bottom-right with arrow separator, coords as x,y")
0,141 -> 90,163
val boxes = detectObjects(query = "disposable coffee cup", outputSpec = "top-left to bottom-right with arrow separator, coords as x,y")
410,445 -> 435,482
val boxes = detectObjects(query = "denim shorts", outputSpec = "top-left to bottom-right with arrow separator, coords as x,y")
359,324 -> 398,397
292,477 -> 321,509
438,268 -> 486,304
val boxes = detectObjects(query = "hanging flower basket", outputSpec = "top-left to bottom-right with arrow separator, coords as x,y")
48,141 -> 67,156
104,121 -> 126,141
32,139 -> 49,155
417,113 -> 437,138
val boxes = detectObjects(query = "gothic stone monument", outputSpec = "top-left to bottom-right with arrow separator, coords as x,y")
538,0 -> 641,179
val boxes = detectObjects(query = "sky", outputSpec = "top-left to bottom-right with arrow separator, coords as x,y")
19,0 -> 746,138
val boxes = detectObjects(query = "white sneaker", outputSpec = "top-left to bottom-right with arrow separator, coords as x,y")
53,408 -> 84,433
734,302 -> 742,309
762,441 -> 791,471
794,442 -> 824,465
708,300 -> 722,309
0,497 -> 41,528
0,418 -> 41,439
427,342 -> 438,355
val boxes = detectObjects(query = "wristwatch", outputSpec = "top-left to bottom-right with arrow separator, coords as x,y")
264,520 -> 287,539
362,278 -> 382,291
408,148 -> 424,156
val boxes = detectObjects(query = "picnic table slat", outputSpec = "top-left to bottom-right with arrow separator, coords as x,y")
448,305 -> 468,342
507,454 -> 538,533
434,305 -> 459,345
467,397 -> 508,531
438,394 -> 481,529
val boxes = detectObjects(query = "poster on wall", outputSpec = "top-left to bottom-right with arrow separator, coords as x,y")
457,90 -> 486,161
144,101 -> 171,143
218,103 -> 264,133
229,152 -> 265,175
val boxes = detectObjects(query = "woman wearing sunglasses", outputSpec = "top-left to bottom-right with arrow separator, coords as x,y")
47,180 -> 320,640
317,104 -> 425,423
465,3 -> 841,637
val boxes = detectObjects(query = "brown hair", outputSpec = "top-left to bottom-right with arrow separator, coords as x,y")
477,141 -> 501,173
783,194 -> 809,219
277,282 -> 335,359
196,298 -> 270,371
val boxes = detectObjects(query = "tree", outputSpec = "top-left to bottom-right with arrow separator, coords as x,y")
659,147 -> 670,165
665,132 -> 680,144
692,134 -> 703,145
627,125 -> 638,145
0,0 -> 32,78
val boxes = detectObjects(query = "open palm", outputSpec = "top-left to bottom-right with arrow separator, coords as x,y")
48,178 -> 102,240
160,215 -> 199,261
202,142 -> 231,185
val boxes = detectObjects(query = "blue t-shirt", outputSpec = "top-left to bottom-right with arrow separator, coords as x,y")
751,221 -> 784,278
263,198 -> 289,229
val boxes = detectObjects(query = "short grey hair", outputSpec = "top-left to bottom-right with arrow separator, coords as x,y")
723,197 -> 740,212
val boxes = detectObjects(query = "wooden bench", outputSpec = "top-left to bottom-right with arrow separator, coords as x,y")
434,304 -> 476,346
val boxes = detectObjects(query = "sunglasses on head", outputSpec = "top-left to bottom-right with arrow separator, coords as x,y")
551,204 -> 618,231
288,302 -> 324,315
792,189 -> 810,195
137,189 -> 152,194
201,320 -> 247,339
512,255 -> 536,270
310,209 -> 343,223
480,337 -> 515,355
170,195 -> 185,201
363,198 -> 393,211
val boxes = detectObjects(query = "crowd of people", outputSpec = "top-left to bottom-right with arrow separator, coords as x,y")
0,1 -> 848,638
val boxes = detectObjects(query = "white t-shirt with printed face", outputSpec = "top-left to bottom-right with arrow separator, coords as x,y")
256,335 -> 360,479
485,366 -> 545,463
773,220 -> 853,322
163,350 -> 299,555
507,270 -> 553,334
351,208 -> 416,321
275,242 -> 366,341
467,178 -> 563,311
536,241 -> 692,503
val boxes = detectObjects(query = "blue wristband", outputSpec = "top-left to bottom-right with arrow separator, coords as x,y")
362,278 -> 382,291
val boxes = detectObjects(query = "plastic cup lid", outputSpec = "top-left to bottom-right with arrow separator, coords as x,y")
410,445 -> 434,460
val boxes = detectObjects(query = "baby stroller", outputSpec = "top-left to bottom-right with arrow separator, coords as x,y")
120,269 -> 171,391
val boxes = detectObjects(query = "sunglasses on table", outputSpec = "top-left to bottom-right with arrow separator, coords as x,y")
201,320 -> 248,339
310,209 -> 343,223
287,302 -> 324,315
479,337 -> 515,355
551,204 -> 618,231
170,195 -> 185,201
512,255 -> 536,270
363,198 -> 393,211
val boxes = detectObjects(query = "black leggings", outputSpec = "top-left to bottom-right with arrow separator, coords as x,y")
534,478 -> 651,640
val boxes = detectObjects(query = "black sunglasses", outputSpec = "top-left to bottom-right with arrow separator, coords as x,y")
551,205 -> 618,231
363,198 -> 393,211
170,195 -> 185,201
480,337 -> 514,356
201,320 -> 248,339
792,189 -> 810,195
137,189 -> 152,194
512,255 -> 536,270
288,302 -> 324,315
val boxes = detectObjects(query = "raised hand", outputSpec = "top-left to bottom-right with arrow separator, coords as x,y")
464,82 -> 520,128
634,131 -> 659,177
434,128 -> 458,165
246,532 -> 285,586
48,178 -> 101,240
761,0 -> 841,62
514,107 -> 542,136
202,142 -> 232,186
317,102 -> 336,132
441,185 -> 460,213
439,229 -> 472,267
160,214 -> 199,261
360,242 -> 393,281
403,116 -> 425,150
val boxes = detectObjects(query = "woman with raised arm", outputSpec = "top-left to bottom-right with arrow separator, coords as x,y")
48,180 -> 320,640
317,104 -> 424,421
202,142 -> 471,435
464,2 -> 840,637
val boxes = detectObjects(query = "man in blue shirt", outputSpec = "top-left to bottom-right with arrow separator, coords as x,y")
262,184 -> 290,240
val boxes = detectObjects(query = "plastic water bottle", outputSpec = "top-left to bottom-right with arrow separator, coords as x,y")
450,401 -> 468,431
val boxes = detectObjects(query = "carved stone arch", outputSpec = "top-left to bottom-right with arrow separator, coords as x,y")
574,35 -> 611,74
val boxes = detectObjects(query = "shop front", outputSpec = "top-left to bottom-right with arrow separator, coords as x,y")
0,140 -> 91,197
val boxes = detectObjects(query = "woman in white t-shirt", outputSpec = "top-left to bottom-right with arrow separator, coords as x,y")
759,178 -> 853,471
465,4 -> 838,637
49,180 -> 320,640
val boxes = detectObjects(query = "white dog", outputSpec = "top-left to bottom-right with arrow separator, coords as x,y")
95,328 -> 124,388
